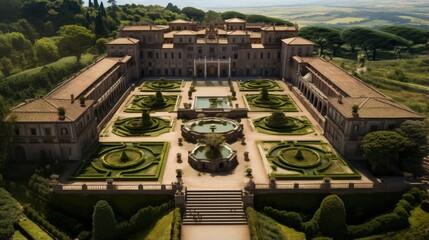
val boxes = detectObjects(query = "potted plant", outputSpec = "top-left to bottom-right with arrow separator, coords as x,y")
57,107 -> 66,120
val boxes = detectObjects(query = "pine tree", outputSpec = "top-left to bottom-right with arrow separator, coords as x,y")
94,0 -> 99,8
88,0 -> 94,8
85,12 -> 91,28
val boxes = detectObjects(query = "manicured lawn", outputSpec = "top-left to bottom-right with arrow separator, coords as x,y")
259,140 -> 361,180
252,116 -> 314,135
12,230 -> 28,240
129,210 -> 173,240
71,142 -> 170,181
238,79 -> 283,91
124,95 -> 180,113
18,219 -> 53,240
112,116 -> 172,137
244,94 -> 299,112
139,80 -> 184,92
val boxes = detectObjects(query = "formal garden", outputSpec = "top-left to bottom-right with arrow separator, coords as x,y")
252,111 -> 314,135
244,88 -> 299,112
238,79 -> 283,91
124,91 -> 180,113
259,140 -> 361,180
139,78 -> 184,92
70,142 -> 169,181
112,111 -> 172,137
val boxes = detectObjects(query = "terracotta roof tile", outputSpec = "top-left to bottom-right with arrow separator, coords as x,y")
282,37 -> 314,45
107,38 -> 139,45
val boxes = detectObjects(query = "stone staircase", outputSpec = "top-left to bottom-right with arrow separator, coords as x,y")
183,189 -> 247,225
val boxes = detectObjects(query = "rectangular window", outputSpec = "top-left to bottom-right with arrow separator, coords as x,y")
30,128 -> 36,136
165,69 -> 168,75
60,128 -> 68,135
198,48 -> 202,54
180,38 -> 183,43
45,128 -> 51,136
353,124 -> 359,132
268,52 -> 271,59
234,54 -> 238,59
178,53 -> 181,59
171,53 -> 174,59
164,53 -> 167,59
156,53 -> 159,59
14,128 -> 20,135
260,53 -> 263,59
222,47 -> 227,51
148,52 -> 153,59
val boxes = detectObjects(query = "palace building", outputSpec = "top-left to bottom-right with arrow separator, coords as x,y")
6,18 -> 424,161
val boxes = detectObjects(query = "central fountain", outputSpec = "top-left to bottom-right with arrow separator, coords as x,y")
181,117 -> 243,143
188,133 -> 238,172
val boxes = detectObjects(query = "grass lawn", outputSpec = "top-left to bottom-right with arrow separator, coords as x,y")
18,219 -> 53,240
5,53 -> 95,81
129,210 -> 173,240
12,230 -> 28,240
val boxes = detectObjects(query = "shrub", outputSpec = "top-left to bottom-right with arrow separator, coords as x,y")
262,206 -> 303,230
77,231 -> 92,240
0,188 -> 23,239
24,206 -> 71,240
92,200 -> 118,240
421,200 -> 429,212
318,195 -> 347,238
128,201 -> 174,233
347,212 -> 409,238
402,193 -> 416,206
396,199 -> 413,213
246,207 -> 261,240
408,187 -> 427,204
302,209 -> 319,240
171,208 -> 182,240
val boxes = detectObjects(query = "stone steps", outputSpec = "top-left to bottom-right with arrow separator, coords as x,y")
183,189 -> 247,225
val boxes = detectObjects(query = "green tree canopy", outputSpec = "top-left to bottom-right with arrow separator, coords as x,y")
341,27 -> 409,60
166,3 -> 180,13
181,7 -> 205,22
380,26 -> 429,45
58,25 -> 94,61
34,37 -> 59,65
92,200 -> 117,240
221,11 -> 247,20
300,26 -> 342,56
362,130 -> 407,173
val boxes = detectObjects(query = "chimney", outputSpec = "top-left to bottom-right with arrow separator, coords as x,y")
337,95 -> 343,104
71,94 -> 74,104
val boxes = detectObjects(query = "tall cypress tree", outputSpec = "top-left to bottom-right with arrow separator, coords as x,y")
94,10 -> 107,37
92,200 -> 117,240
85,11 -> 91,28
99,2 -> 106,17
94,0 -> 99,8
88,0 -> 94,8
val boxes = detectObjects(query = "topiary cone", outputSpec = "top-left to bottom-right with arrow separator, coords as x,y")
295,149 -> 304,160
120,151 -> 129,162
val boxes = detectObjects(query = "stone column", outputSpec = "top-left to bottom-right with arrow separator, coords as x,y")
243,191 -> 254,208
217,59 -> 220,79
228,58 -> 231,78
175,190 -> 186,209
204,57 -> 207,79
193,59 -> 196,77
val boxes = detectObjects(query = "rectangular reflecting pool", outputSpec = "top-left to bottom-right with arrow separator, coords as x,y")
194,97 -> 232,109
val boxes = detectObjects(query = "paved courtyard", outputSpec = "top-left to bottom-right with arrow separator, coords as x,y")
93,79 -> 375,189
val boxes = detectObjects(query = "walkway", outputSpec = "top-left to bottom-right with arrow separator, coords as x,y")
182,225 -> 250,240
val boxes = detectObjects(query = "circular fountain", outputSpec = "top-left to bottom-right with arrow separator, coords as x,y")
188,134 -> 238,172
181,117 -> 243,143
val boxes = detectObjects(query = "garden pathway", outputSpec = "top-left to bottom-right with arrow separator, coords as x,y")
181,225 -> 250,240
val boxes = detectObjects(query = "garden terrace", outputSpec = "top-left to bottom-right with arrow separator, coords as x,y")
244,94 -> 299,112
112,116 -> 171,137
258,141 -> 361,180
139,79 -> 184,92
70,142 -> 169,181
238,79 -> 284,91
252,115 -> 314,135
124,95 -> 179,113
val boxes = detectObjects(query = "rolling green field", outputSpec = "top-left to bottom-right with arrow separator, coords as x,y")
217,2 -> 429,28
